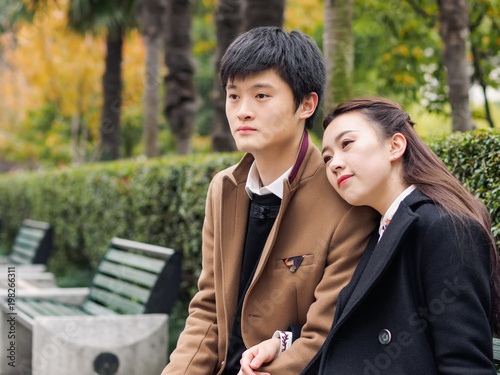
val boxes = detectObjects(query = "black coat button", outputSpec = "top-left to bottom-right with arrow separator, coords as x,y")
379,329 -> 391,345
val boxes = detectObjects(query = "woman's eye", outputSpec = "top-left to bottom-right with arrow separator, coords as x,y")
323,155 -> 332,164
256,94 -> 268,99
228,94 -> 238,100
341,140 -> 353,149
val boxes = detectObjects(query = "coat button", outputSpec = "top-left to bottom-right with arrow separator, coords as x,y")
290,265 -> 297,273
378,329 -> 391,345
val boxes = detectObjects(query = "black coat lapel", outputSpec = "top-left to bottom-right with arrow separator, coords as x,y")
332,202 -> 420,329
333,229 -> 379,321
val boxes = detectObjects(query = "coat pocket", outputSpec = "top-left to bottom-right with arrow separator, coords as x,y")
274,254 -> 315,272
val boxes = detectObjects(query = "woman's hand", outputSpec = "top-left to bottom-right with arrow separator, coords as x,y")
237,338 -> 281,375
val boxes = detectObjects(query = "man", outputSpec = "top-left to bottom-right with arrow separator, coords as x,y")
162,27 -> 376,375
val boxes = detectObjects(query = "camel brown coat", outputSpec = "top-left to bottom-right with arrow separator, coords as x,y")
163,137 -> 377,374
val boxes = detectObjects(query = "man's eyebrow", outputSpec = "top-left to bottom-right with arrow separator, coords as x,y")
226,82 -> 275,90
251,82 -> 274,89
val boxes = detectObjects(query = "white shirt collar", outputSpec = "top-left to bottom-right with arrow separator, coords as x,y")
378,185 -> 416,239
245,161 -> 292,199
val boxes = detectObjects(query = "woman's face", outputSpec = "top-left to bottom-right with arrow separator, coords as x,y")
322,111 -> 405,215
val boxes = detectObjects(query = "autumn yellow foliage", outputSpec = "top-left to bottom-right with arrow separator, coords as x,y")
0,0 -> 146,165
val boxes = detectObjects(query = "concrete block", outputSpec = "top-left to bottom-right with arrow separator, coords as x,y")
0,312 -> 32,375
31,314 -> 168,375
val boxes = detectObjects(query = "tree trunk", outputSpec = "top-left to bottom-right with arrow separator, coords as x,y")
324,0 -> 354,112
243,0 -> 284,30
100,28 -> 123,161
164,0 -> 196,155
71,112 -> 82,165
471,42 -> 495,128
211,0 -> 241,152
141,0 -> 167,158
438,0 -> 473,132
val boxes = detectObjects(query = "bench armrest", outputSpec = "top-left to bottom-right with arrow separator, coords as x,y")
0,264 -> 47,274
18,287 -> 90,305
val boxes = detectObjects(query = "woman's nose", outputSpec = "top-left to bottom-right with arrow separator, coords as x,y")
328,155 -> 345,173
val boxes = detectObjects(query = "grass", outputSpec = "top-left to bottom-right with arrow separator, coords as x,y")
409,101 -> 500,139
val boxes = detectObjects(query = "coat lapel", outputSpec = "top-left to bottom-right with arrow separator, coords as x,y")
220,156 -> 252,330
333,199 -> 421,329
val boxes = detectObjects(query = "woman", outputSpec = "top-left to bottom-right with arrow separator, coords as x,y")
239,97 -> 500,375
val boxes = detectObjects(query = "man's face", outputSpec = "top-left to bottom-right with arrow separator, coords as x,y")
225,69 -> 306,160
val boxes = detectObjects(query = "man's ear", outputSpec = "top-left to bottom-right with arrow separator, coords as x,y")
299,93 -> 318,120
389,133 -> 407,161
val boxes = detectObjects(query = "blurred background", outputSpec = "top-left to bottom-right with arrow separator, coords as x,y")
1,1 -> 500,356
0,0 -> 499,172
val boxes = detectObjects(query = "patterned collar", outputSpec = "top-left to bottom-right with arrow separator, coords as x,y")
378,185 -> 416,240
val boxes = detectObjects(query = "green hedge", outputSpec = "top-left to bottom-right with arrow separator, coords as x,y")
427,129 -> 500,247
0,129 -> 498,307
0,152 -> 240,304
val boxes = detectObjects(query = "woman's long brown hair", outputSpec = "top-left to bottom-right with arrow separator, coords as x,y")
324,97 -> 500,334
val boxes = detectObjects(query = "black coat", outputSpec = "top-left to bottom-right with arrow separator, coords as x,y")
302,190 -> 496,375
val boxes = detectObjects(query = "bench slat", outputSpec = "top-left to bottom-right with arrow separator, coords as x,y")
12,244 -> 36,258
49,301 -> 90,316
88,287 -> 144,314
104,248 -> 165,274
9,253 -> 32,265
98,261 -> 157,288
34,300 -> 74,316
19,227 -> 46,240
12,299 -> 90,322
16,300 -> 53,318
92,274 -> 150,303
37,300 -> 87,316
15,235 -> 39,248
80,300 -> 118,316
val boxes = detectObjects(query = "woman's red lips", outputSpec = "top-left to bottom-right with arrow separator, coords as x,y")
337,174 -> 352,187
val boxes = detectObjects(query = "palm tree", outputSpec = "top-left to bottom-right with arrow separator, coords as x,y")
164,0 -> 196,155
243,0 -> 284,30
211,0 -> 241,152
437,0 -> 473,131
323,0 -> 354,111
139,0 -> 168,158
67,0 -> 138,160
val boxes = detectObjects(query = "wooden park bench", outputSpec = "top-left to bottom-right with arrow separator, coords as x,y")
0,237 -> 182,375
0,219 -> 53,268
0,219 -> 55,289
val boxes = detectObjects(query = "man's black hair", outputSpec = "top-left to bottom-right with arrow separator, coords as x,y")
219,27 -> 326,130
